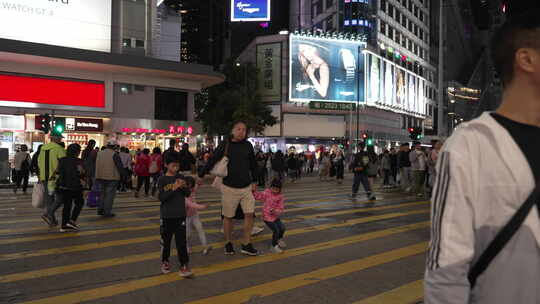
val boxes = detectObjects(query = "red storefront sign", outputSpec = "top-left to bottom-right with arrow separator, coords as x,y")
0,74 -> 105,108
121,125 -> 194,134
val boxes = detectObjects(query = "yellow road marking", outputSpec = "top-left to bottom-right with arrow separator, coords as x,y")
0,214 -> 429,283
186,243 -> 427,304
0,194 -> 404,236
0,183 -> 355,208
0,202 -> 428,260
0,187 -> 359,224
0,201 -> 344,244
16,226 -> 429,304
351,280 -> 424,304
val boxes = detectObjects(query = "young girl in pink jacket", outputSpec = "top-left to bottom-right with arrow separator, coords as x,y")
184,177 -> 212,255
253,179 -> 286,253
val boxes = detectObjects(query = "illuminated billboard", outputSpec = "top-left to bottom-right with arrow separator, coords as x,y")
0,74 -> 105,109
289,35 -> 365,103
231,0 -> 271,22
0,0 -> 112,52
365,51 -> 426,116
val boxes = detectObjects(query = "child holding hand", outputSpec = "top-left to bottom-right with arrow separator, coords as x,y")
184,176 -> 212,255
253,179 -> 286,253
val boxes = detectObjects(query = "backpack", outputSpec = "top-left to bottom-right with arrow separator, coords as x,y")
149,156 -> 159,174
134,156 -> 147,175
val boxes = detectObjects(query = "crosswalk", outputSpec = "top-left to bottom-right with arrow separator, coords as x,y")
0,176 -> 428,303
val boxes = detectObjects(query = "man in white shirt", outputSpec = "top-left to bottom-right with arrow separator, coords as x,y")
409,141 -> 426,197
425,10 -> 540,303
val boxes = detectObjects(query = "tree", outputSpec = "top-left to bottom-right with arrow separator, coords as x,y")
195,60 -> 277,136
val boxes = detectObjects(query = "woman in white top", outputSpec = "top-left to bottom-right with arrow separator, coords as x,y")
13,144 -> 31,194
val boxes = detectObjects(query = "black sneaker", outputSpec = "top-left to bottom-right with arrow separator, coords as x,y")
59,226 -> 77,232
241,243 -> 258,256
102,213 -> 116,218
66,221 -> 79,231
351,193 -> 357,199
41,214 -> 52,226
97,210 -> 104,216
224,242 -> 235,255
369,195 -> 377,201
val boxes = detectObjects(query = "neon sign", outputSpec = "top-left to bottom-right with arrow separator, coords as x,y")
121,125 -> 194,134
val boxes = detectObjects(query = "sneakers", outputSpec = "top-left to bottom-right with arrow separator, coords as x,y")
278,239 -> 287,248
134,191 -> 139,198
270,245 -> 283,253
251,226 -> 264,236
161,261 -> 171,274
179,266 -> 193,278
241,243 -> 258,256
369,195 -> 377,201
202,246 -> 213,256
41,214 -> 52,226
224,242 -> 235,255
102,213 -> 116,218
351,193 -> 357,199
59,226 -> 77,232
66,221 -> 79,231
41,215 -> 58,227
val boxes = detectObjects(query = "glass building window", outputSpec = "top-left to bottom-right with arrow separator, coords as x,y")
380,0 -> 386,12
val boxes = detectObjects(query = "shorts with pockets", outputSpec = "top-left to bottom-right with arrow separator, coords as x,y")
221,184 -> 255,218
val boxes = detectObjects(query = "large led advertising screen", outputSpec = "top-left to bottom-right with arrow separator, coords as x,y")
289,35 -> 365,103
0,0 -> 112,52
231,0 -> 271,22
365,51 -> 426,116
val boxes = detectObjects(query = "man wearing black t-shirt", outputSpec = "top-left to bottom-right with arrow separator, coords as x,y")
425,11 -> 540,303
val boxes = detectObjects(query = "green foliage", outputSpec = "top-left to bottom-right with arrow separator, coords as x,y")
195,60 -> 277,136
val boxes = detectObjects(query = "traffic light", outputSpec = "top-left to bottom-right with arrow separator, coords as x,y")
408,127 -> 423,140
35,114 -> 51,134
53,117 -> 66,134
366,137 -> 374,146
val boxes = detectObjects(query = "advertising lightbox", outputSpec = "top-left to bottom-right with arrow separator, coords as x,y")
0,74 -> 105,109
365,51 -> 426,116
289,35 -> 365,103
0,0 -> 112,52
231,0 -> 271,22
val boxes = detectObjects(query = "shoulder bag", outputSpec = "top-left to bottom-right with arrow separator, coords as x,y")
210,141 -> 229,178
468,182 -> 540,288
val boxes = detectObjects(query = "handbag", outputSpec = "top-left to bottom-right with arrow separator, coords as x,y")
468,182 -> 540,288
31,182 -> 45,208
210,142 -> 229,178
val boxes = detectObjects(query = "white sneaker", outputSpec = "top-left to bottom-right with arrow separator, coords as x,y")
251,226 -> 264,236
270,245 -> 283,253
278,239 -> 287,248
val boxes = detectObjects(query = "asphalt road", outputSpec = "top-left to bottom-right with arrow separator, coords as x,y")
0,174 -> 429,304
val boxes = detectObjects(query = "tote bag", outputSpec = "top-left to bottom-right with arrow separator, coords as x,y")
31,182 -> 45,209
210,142 -> 229,178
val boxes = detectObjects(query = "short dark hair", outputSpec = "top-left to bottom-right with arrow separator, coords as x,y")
164,154 -> 179,165
492,11 -> 540,86
142,148 -> 150,155
231,120 -> 247,129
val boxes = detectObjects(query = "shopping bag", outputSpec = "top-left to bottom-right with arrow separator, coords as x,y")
87,183 -> 101,208
31,182 -> 45,209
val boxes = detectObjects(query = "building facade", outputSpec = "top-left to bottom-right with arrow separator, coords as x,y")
0,0 -> 224,179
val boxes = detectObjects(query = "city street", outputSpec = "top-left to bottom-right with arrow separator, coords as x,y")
0,175 -> 428,304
